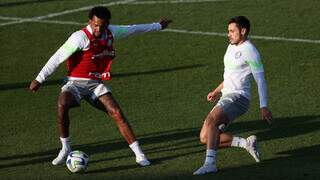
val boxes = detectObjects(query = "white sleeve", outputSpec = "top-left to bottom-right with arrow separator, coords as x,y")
108,23 -> 162,40
252,72 -> 268,108
245,47 -> 264,74
35,31 -> 86,83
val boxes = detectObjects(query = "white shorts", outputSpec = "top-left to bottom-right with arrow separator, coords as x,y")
212,93 -> 250,122
61,79 -> 112,105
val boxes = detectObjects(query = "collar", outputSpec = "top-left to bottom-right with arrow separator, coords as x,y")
86,25 -> 93,35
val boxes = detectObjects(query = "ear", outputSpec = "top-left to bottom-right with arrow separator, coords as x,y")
241,28 -> 247,36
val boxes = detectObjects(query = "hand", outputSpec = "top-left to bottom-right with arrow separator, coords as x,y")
207,91 -> 221,103
29,80 -> 41,92
159,18 -> 172,29
261,107 -> 273,124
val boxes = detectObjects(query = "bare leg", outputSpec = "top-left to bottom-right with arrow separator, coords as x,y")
200,108 -> 231,149
98,93 -> 150,166
205,107 -> 230,150
198,109 -> 261,165
52,91 -> 78,166
193,107 -> 229,175
218,133 -> 233,148
57,91 -> 78,138
98,93 -> 136,144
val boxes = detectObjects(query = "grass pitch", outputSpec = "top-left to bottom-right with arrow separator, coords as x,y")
0,0 -> 320,179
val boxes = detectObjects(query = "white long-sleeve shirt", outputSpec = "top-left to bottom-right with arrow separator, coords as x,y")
222,40 -> 268,108
36,23 -> 162,83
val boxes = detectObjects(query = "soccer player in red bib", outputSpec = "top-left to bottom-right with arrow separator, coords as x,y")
29,6 -> 172,167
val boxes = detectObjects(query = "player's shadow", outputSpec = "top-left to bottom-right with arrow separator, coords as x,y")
134,144 -> 320,180
0,115 -> 319,173
86,115 -> 320,174
0,127 -> 200,170
0,64 -> 206,91
227,115 -> 320,142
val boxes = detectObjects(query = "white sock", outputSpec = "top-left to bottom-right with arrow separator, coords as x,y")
129,141 -> 145,157
60,137 -> 71,151
204,149 -> 216,165
231,136 -> 247,148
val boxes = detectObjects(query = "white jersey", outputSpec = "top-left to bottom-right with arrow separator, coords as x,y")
36,23 -> 162,83
222,40 -> 267,107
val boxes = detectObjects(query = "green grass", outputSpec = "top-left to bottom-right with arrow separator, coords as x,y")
1,0 -> 320,179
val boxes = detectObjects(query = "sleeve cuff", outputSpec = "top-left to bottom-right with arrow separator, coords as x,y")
155,23 -> 162,30
35,75 -> 44,84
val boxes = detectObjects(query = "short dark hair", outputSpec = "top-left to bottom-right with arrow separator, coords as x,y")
89,6 -> 111,20
228,16 -> 250,35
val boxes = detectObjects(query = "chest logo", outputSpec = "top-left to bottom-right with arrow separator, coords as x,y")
235,51 -> 242,59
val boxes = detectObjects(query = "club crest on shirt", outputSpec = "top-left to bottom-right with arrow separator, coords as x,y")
235,51 -> 242,59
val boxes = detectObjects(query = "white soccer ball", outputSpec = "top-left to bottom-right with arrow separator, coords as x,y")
66,150 -> 89,173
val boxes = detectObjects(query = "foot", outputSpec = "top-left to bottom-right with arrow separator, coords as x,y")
52,149 -> 71,165
246,135 -> 260,162
193,163 -> 217,175
136,154 -> 150,166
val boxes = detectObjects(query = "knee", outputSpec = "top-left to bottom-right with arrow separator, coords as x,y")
207,118 -> 219,128
200,133 -> 207,144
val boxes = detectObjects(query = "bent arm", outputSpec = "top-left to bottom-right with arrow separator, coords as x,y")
212,82 -> 224,93
207,82 -> 224,102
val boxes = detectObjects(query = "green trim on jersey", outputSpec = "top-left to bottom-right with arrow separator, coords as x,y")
62,42 -> 78,55
114,27 -> 129,39
225,60 -> 241,70
245,60 -> 264,71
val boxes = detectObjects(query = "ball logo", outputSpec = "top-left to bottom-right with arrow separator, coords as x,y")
66,150 -> 89,173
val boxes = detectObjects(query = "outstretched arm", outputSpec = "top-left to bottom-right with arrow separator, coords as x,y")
109,18 -> 172,39
29,48 -> 69,92
29,31 -> 84,92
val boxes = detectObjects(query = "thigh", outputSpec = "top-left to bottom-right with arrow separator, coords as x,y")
85,82 -> 112,111
215,93 -> 250,122
61,80 -> 83,105
97,93 -> 121,113
58,91 -> 79,109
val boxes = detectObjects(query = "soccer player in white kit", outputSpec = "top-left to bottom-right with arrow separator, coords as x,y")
29,6 -> 172,167
193,16 -> 273,175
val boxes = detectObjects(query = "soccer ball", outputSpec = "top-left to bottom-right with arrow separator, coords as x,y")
66,150 -> 89,173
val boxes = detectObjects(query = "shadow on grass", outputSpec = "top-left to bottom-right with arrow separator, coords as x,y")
0,64 -> 207,91
0,115 -> 319,176
141,145 -> 320,180
228,115 -> 320,142
0,127 -> 200,170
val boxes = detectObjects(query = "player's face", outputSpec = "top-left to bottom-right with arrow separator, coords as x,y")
228,23 -> 246,45
89,16 -> 109,38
